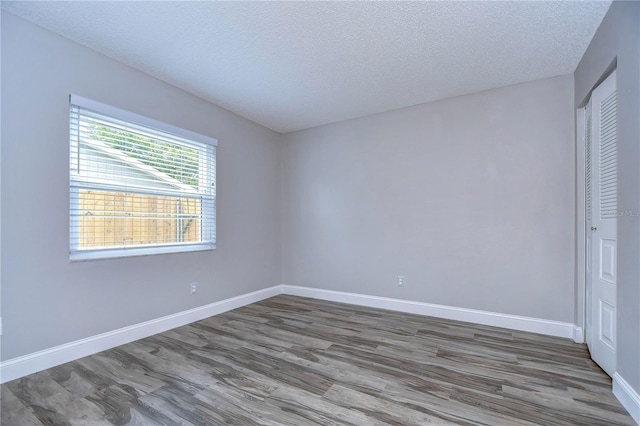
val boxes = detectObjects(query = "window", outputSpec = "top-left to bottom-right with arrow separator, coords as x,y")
69,95 -> 217,260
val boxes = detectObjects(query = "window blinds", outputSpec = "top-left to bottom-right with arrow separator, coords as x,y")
69,95 -> 216,259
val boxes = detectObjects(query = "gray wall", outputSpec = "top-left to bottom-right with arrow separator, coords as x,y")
1,12 -> 282,360
575,0 -> 640,394
281,75 -> 576,322
4,5 -> 631,390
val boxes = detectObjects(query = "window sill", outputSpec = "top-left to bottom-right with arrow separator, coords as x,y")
70,243 -> 215,262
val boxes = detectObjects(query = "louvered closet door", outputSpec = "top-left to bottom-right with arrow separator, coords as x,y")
588,70 -> 617,377
585,100 -> 593,350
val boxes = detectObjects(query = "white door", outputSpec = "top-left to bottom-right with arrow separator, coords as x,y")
585,98 -> 593,350
586,70 -> 617,377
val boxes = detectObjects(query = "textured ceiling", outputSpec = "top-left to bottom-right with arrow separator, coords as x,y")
2,1 -> 610,133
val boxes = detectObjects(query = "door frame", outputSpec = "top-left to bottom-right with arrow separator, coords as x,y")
576,65 -> 618,348
576,105 -> 587,344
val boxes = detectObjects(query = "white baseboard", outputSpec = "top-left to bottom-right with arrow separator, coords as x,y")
281,285 -> 575,339
573,325 -> 584,343
0,285 -> 281,384
614,373 -> 640,424
3,282 -> 634,421
0,283 -> 582,385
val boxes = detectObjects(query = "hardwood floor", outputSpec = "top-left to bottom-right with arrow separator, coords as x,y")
1,295 -> 634,425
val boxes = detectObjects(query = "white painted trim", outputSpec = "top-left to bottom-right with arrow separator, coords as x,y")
281,285 -> 575,339
613,373 -> 640,424
576,105 -> 587,339
4,284 -> 632,419
0,284 -> 584,385
572,325 -> 584,344
0,285 -> 280,384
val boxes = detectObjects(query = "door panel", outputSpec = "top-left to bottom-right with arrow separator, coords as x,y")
599,238 -> 616,283
587,70 -> 617,377
599,300 -> 615,350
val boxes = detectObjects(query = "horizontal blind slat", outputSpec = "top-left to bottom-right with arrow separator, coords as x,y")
70,99 -> 216,258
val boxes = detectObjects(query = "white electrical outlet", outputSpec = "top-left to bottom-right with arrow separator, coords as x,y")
397,276 -> 404,287
190,282 -> 197,294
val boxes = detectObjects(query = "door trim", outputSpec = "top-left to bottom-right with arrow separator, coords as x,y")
576,105 -> 587,343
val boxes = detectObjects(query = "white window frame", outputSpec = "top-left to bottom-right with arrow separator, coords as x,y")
69,95 -> 217,261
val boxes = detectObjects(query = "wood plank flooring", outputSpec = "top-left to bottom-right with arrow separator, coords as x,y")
1,295 -> 634,425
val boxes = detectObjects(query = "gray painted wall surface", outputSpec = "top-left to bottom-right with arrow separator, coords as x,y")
575,0 -> 640,394
281,75 -> 576,322
1,12 -> 282,360
5,4 -> 632,394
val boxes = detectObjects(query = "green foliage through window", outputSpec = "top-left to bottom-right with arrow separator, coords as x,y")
90,125 -> 200,188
